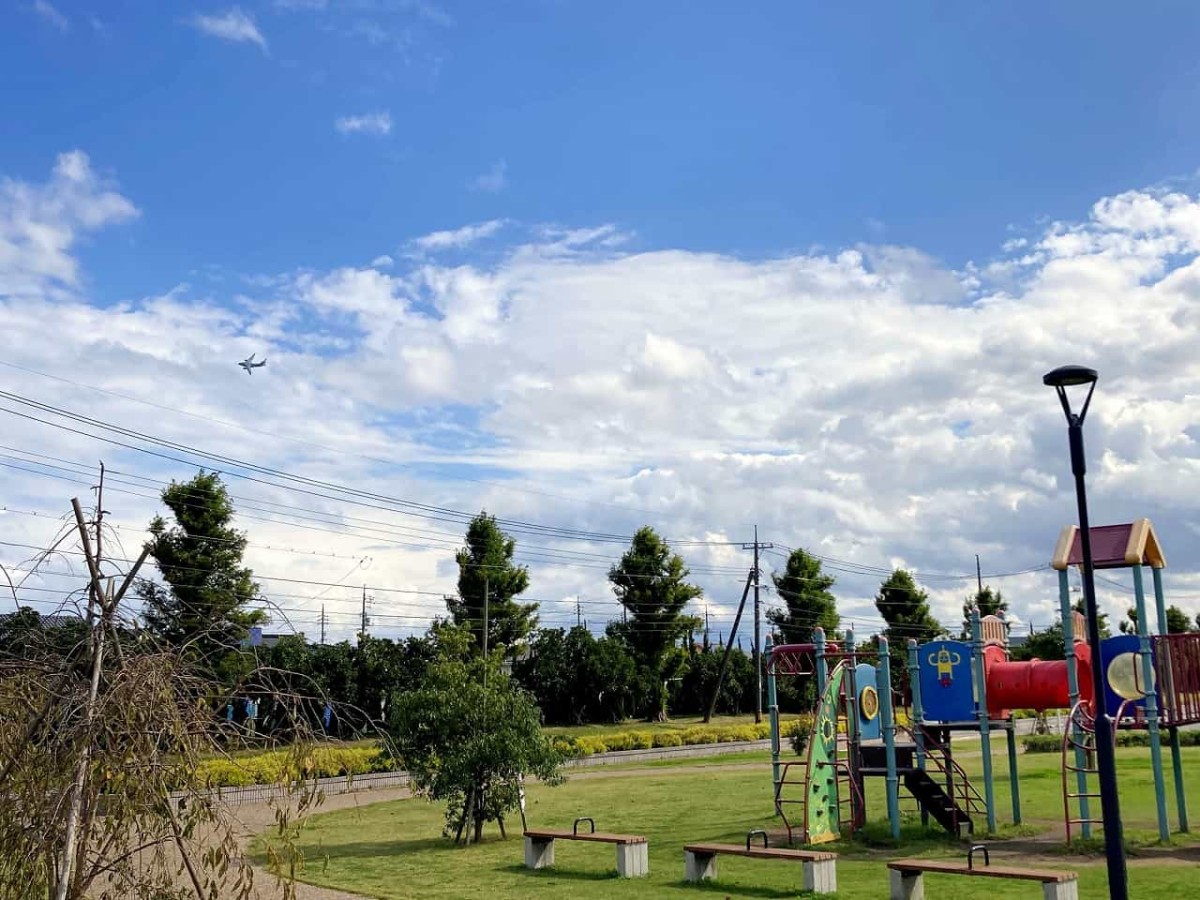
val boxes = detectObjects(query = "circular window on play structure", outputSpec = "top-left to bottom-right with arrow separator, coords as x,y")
860,686 -> 879,721
1106,651 -> 1155,701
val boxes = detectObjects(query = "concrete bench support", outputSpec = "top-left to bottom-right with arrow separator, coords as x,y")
523,835 -> 554,870
804,856 -> 837,894
615,841 -> 649,877
890,868 -> 924,900
1041,882 -> 1078,900
683,844 -> 836,895
684,849 -> 718,882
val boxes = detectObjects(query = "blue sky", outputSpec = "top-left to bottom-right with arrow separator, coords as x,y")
7,2 -> 1200,305
6,2 -> 1200,639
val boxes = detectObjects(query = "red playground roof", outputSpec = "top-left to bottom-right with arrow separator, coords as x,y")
1051,518 -> 1166,571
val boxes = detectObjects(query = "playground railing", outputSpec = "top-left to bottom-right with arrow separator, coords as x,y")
901,724 -> 986,828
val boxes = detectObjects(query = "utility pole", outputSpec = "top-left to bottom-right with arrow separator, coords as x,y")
741,526 -> 773,724
359,585 -> 370,645
576,596 -> 581,629
482,573 -> 489,691
976,554 -> 983,595
320,605 -> 327,645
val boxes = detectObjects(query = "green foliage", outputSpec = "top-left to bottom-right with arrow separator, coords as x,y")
387,649 -> 563,842
875,568 -> 942,688
194,745 -> 391,787
675,645 -> 756,716
138,470 -> 264,667
607,526 -> 702,718
548,718 -> 794,758
513,626 -> 640,725
961,585 -> 1007,637
789,719 -> 809,756
1166,604 -> 1194,634
446,512 -> 538,656
768,548 -> 839,645
1010,620 -> 1067,661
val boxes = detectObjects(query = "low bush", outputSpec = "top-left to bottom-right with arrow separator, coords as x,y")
194,744 -> 391,787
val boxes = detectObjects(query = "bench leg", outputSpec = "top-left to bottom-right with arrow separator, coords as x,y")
890,869 -> 924,900
616,841 -> 648,878
683,850 -> 717,882
1044,881 -> 1078,900
524,836 -> 554,870
804,858 -> 837,895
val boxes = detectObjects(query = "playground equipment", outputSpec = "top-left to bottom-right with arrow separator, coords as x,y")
1050,519 -> 1197,841
766,517 -> 1197,846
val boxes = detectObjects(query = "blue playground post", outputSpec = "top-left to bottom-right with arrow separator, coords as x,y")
878,636 -> 901,841
907,639 -> 929,829
1152,566 -> 1190,833
1060,568 -> 1092,839
766,637 -> 781,814
1132,565 -> 1170,840
970,610 -> 997,833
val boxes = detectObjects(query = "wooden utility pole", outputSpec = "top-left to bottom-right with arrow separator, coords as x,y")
359,585 -> 370,644
320,605 -> 326,645
741,527 -> 773,724
976,554 -> 983,595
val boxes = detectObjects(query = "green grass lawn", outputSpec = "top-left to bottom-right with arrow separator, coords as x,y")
255,746 -> 1200,899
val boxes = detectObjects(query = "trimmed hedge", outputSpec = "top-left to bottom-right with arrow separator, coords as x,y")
194,745 -> 392,788
550,718 -> 812,760
1023,729 -> 1200,754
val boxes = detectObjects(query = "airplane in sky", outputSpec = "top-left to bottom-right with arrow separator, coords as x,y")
238,353 -> 267,375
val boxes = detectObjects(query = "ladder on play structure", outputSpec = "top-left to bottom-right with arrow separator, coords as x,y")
1061,699 -> 1130,841
894,726 -> 985,837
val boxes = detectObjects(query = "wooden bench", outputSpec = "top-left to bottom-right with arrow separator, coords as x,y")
523,818 -> 648,877
683,830 -> 837,895
889,846 -> 1078,900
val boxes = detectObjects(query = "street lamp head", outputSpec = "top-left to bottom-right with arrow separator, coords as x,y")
1044,364 -> 1098,423
1043,365 -> 1098,388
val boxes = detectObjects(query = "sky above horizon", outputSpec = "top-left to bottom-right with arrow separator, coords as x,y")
4,1 -> 1200,644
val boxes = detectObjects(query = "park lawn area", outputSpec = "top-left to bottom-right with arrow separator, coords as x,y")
254,746 -> 1200,899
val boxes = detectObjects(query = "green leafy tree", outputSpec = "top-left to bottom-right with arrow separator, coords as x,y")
513,627 -> 639,725
1009,621 -> 1066,661
446,512 -> 538,655
137,471 -> 264,667
607,526 -> 702,719
767,548 -> 839,645
875,569 -> 942,689
1073,597 -> 1110,638
1166,604 -> 1193,634
387,649 -> 563,843
1123,603 -> 1197,635
960,585 -> 1007,638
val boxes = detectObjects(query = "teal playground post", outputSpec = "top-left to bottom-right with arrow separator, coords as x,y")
877,636 -> 901,841
1132,564 -> 1170,841
1059,568 -> 1092,839
1152,565 -> 1190,833
766,637 -> 781,815
970,610 -> 997,833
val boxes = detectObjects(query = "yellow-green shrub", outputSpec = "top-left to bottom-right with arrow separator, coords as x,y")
652,731 -> 683,748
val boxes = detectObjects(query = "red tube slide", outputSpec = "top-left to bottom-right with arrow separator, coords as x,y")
984,642 -> 1093,716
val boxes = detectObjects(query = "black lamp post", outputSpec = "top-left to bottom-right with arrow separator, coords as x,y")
1043,364 -> 1128,900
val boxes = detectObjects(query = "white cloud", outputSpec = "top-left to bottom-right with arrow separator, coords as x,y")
469,159 -> 507,193
410,219 -> 505,253
7,151 -> 1200,642
334,111 -> 392,136
33,0 -> 69,31
189,8 -> 267,51
0,150 -> 138,300
371,254 -> 394,269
